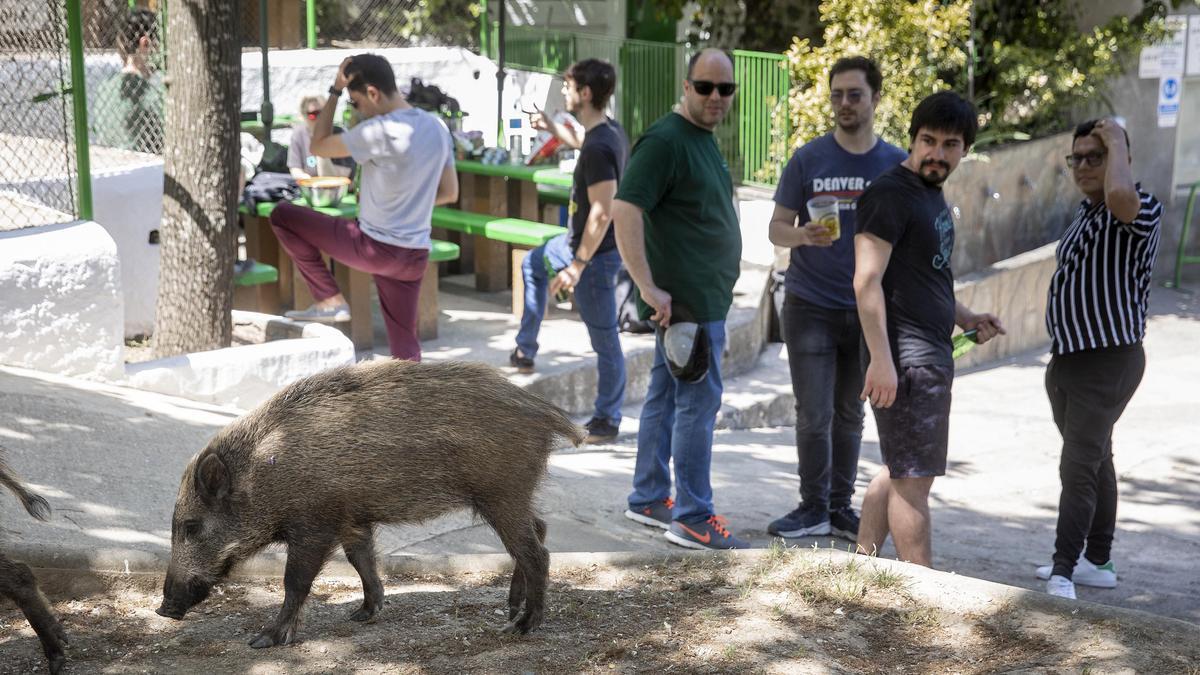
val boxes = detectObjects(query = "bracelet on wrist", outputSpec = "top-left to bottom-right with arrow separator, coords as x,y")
328,86 -> 343,97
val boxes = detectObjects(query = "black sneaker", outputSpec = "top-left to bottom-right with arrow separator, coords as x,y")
509,347 -> 534,374
584,417 -> 619,444
767,503 -> 831,538
830,505 -> 860,542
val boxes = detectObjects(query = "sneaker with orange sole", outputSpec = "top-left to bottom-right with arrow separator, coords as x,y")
665,515 -> 750,550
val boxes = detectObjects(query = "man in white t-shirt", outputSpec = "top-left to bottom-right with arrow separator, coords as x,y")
270,54 -> 458,360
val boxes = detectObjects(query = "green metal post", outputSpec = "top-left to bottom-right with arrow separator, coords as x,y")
259,0 -> 273,131
306,0 -> 316,49
66,0 -> 93,221
479,0 -> 488,56
1169,180 -> 1200,289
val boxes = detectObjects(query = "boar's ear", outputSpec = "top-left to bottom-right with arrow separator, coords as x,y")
195,453 -> 231,505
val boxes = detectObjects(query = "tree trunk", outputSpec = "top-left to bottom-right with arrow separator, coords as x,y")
152,0 -> 241,358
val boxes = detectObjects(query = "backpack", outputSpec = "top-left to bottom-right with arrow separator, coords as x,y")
616,267 -> 656,334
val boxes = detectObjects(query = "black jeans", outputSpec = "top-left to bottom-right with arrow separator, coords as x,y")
1045,344 -> 1145,579
782,293 -> 865,512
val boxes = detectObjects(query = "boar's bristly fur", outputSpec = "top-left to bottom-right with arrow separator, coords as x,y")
1,448 -> 68,674
158,359 -> 585,649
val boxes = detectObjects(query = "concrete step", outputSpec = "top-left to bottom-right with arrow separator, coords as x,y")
574,341 -> 795,441
398,263 -> 776,418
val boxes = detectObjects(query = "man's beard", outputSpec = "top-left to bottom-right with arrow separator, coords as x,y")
918,159 -> 951,186
836,111 -> 860,133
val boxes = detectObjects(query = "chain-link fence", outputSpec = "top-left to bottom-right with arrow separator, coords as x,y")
84,1 -> 166,156
231,0 -> 480,50
0,0 -> 79,230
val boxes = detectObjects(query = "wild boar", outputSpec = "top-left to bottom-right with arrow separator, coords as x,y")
1,450 -> 68,674
157,359 -> 585,648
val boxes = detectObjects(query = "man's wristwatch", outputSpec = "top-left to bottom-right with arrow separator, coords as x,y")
328,86 -> 343,97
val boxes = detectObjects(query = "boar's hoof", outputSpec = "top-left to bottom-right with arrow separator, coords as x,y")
501,609 -> 542,635
248,625 -> 296,649
48,653 -> 66,675
347,604 -> 379,622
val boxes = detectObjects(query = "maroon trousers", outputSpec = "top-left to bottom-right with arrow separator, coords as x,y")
269,201 -> 428,361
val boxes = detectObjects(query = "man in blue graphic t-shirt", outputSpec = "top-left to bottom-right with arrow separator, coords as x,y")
766,57 -> 907,542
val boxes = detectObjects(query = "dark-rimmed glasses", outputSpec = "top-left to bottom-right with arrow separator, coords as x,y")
688,80 -> 738,97
1065,151 -> 1106,169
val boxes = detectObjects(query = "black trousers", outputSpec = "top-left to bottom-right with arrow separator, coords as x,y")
1045,344 -> 1145,580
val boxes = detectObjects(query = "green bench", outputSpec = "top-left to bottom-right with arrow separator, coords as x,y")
431,206 -> 567,314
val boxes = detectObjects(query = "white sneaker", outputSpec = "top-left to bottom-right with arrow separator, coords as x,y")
1046,575 -> 1077,599
1035,556 -> 1117,588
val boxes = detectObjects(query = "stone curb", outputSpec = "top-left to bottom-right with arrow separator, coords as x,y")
17,543 -> 1198,635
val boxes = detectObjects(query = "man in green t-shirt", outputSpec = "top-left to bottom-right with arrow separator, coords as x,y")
91,8 -> 164,155
612,48 -> 747,550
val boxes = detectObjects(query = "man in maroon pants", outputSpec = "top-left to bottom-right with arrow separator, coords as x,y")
271,54 -> 458,360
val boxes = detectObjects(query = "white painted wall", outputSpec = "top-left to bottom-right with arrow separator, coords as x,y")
0,219 -> 125,381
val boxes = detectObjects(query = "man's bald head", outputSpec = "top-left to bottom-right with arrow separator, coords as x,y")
681,48 -> 737,130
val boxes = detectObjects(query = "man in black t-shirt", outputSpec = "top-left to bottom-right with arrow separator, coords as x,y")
853,91 -> 1005,567
512,59 -> 629,444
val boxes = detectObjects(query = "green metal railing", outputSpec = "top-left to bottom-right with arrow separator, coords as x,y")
731,49 -> 790,188
500,26 -> 790,187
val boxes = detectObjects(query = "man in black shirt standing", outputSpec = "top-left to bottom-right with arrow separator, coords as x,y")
1037,119 -> 1162,600
512,59 -> 629,444
853,91 -> 1004,567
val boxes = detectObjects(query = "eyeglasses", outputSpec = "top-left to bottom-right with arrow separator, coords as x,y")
688,80 -> 738,97
830,90 -> 864,105
1065,151 -> 1106,168
305,110 -> 320,120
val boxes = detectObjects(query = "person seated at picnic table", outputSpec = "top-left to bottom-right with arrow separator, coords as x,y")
270,54 -> 458,361
288,95 -> 355,181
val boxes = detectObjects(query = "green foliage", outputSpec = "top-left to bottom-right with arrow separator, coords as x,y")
781,0 -> 1183,151
315,0 -> 481,50
784,0 -> 970,149
971,0 -> 1174,138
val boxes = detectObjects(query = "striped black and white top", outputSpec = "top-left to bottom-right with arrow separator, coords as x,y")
1046,184 -> 1162,355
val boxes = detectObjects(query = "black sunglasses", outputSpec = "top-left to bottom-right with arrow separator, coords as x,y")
688,79 -> 737,97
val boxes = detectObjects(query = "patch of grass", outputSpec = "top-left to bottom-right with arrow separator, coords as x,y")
870,567 -> 908,591
900,605 -> 942,629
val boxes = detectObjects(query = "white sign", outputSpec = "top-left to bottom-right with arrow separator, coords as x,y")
1139,15 -> 1188,78
1188,15 -> 1200,76
1158,75 -> 1181,128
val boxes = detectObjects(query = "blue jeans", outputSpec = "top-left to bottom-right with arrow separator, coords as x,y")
782,293 -> 864,512
628,319 -> 726,523
516,233 -> 626,423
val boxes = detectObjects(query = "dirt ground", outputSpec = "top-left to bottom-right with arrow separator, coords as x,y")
2,548 -> 1198,674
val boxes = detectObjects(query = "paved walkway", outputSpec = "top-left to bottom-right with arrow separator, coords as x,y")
1,288 -> 1197,624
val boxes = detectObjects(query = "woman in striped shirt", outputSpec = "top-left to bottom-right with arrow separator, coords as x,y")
1039,118 -> 1162,600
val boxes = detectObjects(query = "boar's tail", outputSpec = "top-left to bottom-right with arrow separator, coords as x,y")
510,388 -> 587,448
0,450 -> 51,522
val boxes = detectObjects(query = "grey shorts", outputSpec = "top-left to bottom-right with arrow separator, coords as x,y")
872,364 -> 953,478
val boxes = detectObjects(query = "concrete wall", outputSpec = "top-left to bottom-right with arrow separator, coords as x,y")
943,132 -> 1078,277
953,243 -> 1058,369
0,220 -> 125,381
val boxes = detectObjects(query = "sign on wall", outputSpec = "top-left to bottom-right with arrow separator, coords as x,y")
1158,75 -> 1181,128
1139,15 -> 1188,78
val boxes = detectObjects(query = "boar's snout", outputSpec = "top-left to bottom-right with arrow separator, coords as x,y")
157,574 -> 212,620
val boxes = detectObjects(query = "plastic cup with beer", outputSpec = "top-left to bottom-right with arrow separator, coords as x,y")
806,195 -> 841,240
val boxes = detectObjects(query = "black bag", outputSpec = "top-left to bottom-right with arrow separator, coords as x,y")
616,267 -> 655,334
